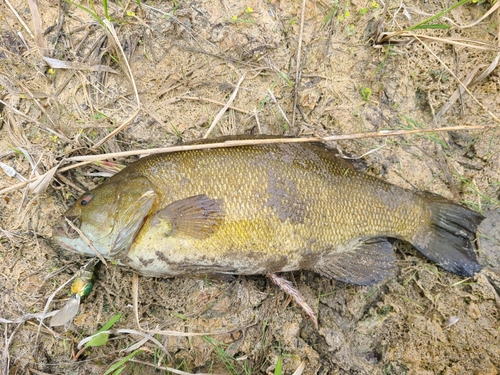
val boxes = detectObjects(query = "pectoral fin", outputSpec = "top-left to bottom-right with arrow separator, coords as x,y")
151,195 -> 225,239
314,238 -> 395,285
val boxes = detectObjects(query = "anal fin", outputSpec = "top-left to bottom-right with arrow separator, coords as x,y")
314,238 -> 395,285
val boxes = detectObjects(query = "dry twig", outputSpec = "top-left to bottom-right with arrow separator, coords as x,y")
91,19 -> 141,149
27,0 -> 47,55
64,218 -> 108,266
4,0 -> 34,39
291,0 -> 308,127
64,124 -> 495,162
203,72 -> 247,138
267,88 -> 291,127
0,124 -> 494,197
410,33 -> 500,125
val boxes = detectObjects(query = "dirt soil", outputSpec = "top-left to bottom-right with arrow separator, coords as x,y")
1,0 -> 500,374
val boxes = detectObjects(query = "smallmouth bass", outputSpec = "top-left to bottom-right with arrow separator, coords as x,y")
53,136 -> 483,285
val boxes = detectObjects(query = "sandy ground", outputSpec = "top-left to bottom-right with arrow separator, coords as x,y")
1,0 -> 499,374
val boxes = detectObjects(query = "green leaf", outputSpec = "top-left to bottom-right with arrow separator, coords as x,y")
85,313 -> 122,348
277,71 -> 293,87
100,313 -> 122,331
103,0 -> 110,19
104,350 -> 143,375
86,332 -> 110,347
111,368 -> 125,375
406,0 -> 470,31
322,3 -> 340,25
274,356 -> 282,375
411,24 -> 451,30
64,0 -> 103,25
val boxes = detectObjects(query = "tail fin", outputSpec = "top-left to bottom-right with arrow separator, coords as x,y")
411,193 -> 484,277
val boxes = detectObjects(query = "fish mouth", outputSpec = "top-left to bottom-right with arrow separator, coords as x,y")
54,215 -> 81,239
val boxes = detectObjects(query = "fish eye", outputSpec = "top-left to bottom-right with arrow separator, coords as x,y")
80,193 -> 93,206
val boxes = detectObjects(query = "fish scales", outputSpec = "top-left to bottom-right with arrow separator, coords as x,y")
125,145 -> 420,271
53,137 -> 484,285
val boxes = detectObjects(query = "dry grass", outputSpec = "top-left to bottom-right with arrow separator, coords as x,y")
1,0 -> 499,374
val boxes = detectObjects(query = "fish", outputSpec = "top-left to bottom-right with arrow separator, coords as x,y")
53,136 -> 484,288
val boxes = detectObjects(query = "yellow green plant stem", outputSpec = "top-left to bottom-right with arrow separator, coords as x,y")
407,0 -> 471,30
